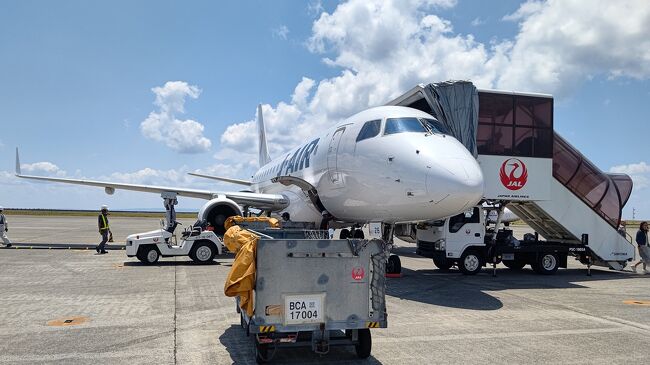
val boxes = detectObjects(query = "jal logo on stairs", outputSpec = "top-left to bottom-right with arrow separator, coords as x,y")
499,158 -> 528,191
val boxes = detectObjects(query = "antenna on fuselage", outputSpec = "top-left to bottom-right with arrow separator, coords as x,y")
257,104 -> 271,167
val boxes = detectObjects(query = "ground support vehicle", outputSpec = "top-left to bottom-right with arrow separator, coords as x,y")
416,206 -> 594,275
126,222 -> 223,264
237,229 -> 388,363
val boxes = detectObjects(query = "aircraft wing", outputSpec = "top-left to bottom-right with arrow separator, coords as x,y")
187,172 -> 252,186
14,150 -> 287,210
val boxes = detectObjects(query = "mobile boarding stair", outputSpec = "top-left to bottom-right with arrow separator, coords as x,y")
507,133 -> 635,270
388,81 -> 635,270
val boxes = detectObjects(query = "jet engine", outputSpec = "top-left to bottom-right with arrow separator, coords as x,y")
197,197 -> 242,235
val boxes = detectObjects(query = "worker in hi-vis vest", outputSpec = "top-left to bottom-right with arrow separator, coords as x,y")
96,205 -> 110,254
0,206 -> 12,248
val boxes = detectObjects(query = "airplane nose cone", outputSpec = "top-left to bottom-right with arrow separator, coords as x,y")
427,156 -> 484,215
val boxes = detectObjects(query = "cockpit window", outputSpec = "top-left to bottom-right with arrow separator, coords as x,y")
422,118 -> 450,135
384,117 -> 428,135
356,119 -> 381,142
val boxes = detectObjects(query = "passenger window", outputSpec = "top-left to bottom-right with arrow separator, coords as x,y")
384,118 -> 428,135
356,119 -> 381,142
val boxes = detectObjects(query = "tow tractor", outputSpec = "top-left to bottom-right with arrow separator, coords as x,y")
125,192 -> 224,264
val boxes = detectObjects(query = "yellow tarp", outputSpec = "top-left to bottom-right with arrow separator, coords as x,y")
223,225 -> 259,317
224,216 -> 280,231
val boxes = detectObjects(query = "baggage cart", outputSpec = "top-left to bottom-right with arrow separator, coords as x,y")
237,230 -> 388,363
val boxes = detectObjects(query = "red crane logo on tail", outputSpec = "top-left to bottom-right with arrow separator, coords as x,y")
499,158 -> 528,191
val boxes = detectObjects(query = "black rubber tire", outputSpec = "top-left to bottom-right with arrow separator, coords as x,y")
355,329 -> 372,359
386,255 -> 401,274
190,241 -> 216,264
433,258 -> 453,270
255,342 -> 269,364
458,250 -> 483,275
137,246 -> 159,264
503,260 -> 526,270
339,229 -> 350,239
352,229 -> 365,239
533,253 -> 559,275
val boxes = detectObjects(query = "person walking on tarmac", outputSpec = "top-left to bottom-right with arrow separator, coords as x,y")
0,206 -> 12,248
631,221 -> 650,273
96,205 -> 110,254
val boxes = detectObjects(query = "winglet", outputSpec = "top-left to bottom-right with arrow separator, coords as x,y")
15,147 -> 21,176
257,104 -> 271,167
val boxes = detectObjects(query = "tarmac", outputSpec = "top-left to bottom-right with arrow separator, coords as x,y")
1,215 -> 650,364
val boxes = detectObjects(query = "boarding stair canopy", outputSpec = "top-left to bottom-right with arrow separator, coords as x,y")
393,81 -> 479,157
388,82 -> 635,268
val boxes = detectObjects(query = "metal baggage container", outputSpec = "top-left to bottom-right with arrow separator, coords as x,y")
238,232 -> 388,363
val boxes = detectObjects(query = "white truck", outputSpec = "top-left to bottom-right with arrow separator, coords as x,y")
126,221 -> 223,264
416,206 -> 591,275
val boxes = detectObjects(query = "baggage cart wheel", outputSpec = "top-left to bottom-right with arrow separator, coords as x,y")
137,246 -> 159,264
355,329 -> 372,359
503,260 -> 526,270
459,250 -> 483,275
533,253 -> 559,275
386,255 -> 401,274
339,229 -> 350,239
433,258 -> 453,270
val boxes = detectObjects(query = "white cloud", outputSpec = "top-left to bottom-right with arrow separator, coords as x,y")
497,0 -> 650,96
21,162 -> 66,177
610,162 -> 650,176
140,81 -> 212,154
470,17 -> 485,27
273,25 -> 290,40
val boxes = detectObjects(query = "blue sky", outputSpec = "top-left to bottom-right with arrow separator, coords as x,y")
1,0 -> 649,219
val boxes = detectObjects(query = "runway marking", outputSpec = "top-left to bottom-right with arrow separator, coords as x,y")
47,316 -> 89,327
623,300 -> 650,306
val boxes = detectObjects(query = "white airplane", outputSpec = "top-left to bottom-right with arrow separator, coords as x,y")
15,105 -> 484,238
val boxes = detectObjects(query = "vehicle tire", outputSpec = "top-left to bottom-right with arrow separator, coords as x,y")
352,229 -> 365,239
433,258 -> 453,270
355,329 -> 372,359
533,253 -> 559,275
339,229 -> 350,239
458,249 -> 483,275
255,342 -> 268,364
503,260 -> 526,270
190,241 -> 216,264
137,246 -> 160,264
386,255 -> 401,274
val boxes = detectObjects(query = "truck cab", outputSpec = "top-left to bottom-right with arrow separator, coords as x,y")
416,206 -> 485,274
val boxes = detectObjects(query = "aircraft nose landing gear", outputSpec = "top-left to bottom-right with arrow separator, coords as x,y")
381,223 -> 402,276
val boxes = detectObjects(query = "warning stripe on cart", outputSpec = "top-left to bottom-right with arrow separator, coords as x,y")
259,325 -> 276,333
366,321 -> 380,328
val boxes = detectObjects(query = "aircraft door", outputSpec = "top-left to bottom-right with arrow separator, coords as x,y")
327,127 -> 346,185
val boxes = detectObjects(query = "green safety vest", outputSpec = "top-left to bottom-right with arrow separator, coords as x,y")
100,214 -> 109,231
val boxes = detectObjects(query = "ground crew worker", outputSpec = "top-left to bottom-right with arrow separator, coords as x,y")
0,206 -> 12,248
96,205 -> 110,254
